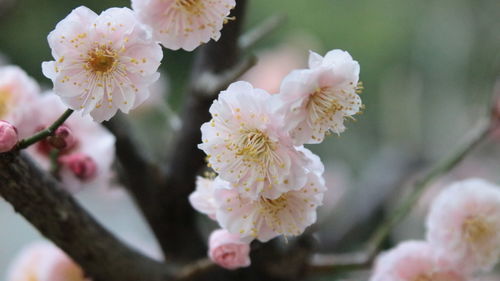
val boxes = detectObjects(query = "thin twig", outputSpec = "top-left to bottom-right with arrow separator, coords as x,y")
17,109 -> 74,149
238,14 -> 287,51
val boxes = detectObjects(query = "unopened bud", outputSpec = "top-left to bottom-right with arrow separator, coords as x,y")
47,125 -> 77,151
59,153 -> 97,181
0,120 -> 18,152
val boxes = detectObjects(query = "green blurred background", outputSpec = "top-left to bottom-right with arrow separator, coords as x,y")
0,0 -> 499,280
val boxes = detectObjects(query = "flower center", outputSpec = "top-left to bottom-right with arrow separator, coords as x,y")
462,216 -> 493,245
260,195 -> 288,214
86,46 -> 117,74
175,0 -> 204,14
0,90 -> 11,118
307,87 -> 343,124
236,129 -> 276,165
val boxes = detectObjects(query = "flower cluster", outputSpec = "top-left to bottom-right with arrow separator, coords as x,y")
369,178 -> 500,280
191,49 -> 363,268
42,1 -> 237,122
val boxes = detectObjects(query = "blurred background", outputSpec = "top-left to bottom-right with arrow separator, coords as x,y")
0,0 -> 499,280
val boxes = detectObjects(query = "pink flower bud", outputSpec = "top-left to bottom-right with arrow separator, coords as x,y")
208,229 -> 251,270
59,153 -> 97,181
0,120 -> 18,152
47,125 -> 77,151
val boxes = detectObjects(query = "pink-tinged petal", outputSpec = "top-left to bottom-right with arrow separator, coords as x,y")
276,49 -> 362,145
214,149 -> 326,242
426,178 -> 500,273
0,65 -> 41,137
208,229 -> 251,270
43,6 -> 162,122
199,81 -> 309,200
370,241 -> 467,281
132,0 -> 236,51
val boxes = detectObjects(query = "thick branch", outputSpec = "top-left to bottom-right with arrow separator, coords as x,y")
0,152 -> 171,281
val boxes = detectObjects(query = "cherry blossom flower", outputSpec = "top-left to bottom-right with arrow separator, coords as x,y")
199,81 -> 310,200
370,241 -> 467,281
42,6 -> 162,122
0,65 -> 40,137
214,147 -> 326,242
0,120 -> 18,152
426,178 -> 500,273
208,229 -> 251,270
6,242 -> 89,281
277,49 -> 362,145
26,94 -> 115,193
131,0 -> 236,51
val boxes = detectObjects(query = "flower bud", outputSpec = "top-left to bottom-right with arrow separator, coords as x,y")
208,229 -> 251,270
59,153 -> 97,181
47,125 -> 77,151
0,120 -> 18,152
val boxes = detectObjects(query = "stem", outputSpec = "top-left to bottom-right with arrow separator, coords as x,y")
367,120 -> 491,255
17,109 -> 74,150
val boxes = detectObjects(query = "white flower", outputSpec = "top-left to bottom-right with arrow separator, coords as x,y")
214,147 -> 326,242
277,49 -> 362,145
199,81 -> 309,200
426,178 -> 500,273
42,6 -> 162,122
0,65 -> 40,137
131,0 -> 236,51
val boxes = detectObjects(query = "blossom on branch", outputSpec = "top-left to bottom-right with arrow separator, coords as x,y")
277,49 -> 362,145
42,6 -> 162,122
369,241 -> 467,281
426,178 -> 500,273
7,242 -> 89,281
26,94 -> 115,193
208,229 -> 251,270
214,147 -> 325,242
0,120 -> 18,152
0,66 -> 40,137
199,81 -> 309,200
131,0 -> 236,51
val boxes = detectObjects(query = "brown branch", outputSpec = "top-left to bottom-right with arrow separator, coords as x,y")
0,151 -> 172,281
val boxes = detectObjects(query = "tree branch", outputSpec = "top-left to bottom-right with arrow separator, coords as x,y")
0,151 -> 172,281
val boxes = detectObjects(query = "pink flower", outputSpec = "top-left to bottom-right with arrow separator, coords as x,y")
426,178 -> 500,273
26,94 -> 115,193
42,6 -> 162,122
276,49 -> 362,145
0,65 -> 40,137
131,0 -> 236,51
208,229 -> 251,270
0,120 -> 18,152
215,147 -> 326,242
370,241 -> 467,281
199,81 -> 309,200
6,242 -> 89,281
240,45 -> 306,94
